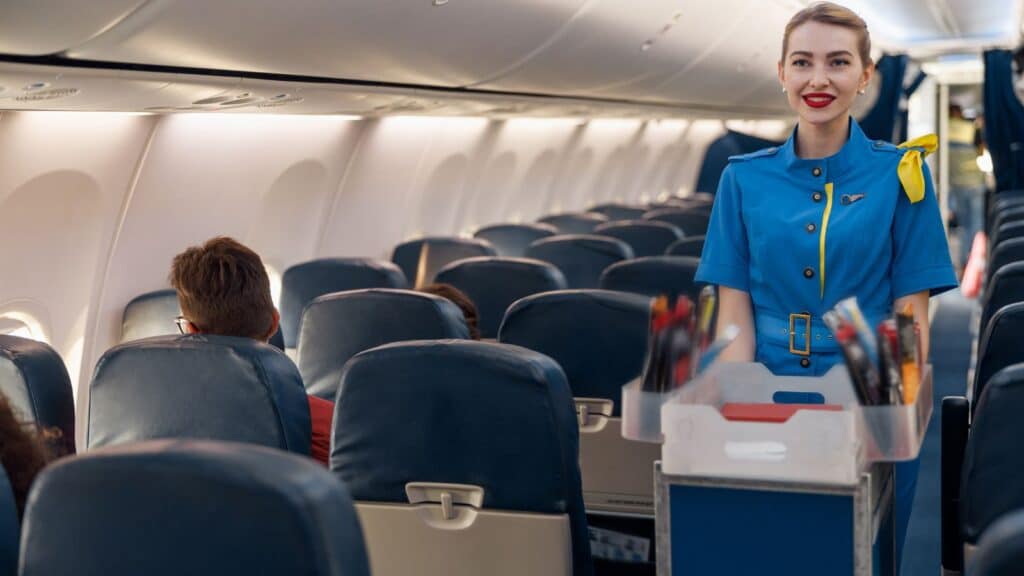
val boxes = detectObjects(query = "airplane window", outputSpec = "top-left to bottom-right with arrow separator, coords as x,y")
0,315 -> 46,343
265,265 -> 282,308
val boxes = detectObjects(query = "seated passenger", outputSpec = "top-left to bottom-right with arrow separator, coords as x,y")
418,283 -> 482,340
170,237 -> 332,466
0,393 -> 51,520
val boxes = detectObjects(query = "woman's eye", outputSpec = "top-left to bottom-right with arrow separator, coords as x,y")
792,59 -> 809,67
832,59 -> 850,67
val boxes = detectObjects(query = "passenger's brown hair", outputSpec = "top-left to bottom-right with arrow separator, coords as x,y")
782,2 -> 872,66
169,237 -> 276,340
419,283 -> 481,340
0,394 -> 51,519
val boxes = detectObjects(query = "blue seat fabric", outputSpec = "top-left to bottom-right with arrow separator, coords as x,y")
967,508 -> 1024,576
980,262 -> 1024,338
538,213 -> 610,235
642,208 -> 710,236
474,223 -> 559,258
0,335 -> 76,455
665,236 -> 706,258
594,220 -> 683,258
391,237 -> 496,289
599,256 -> 701,302
973,303 -> 1024,410
987,238 -> 1024,282
0,465 -> 19,575
526,235 -> 634,289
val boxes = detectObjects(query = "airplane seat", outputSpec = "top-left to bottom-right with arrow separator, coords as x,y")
641,208 -> 710,236
537,212 -> 610,234
526,235 -> 634,289
665,235 -> 706,258
990,207 -> 1024,239
280,258 -> 409,349
992,221 -> 1024,247
473,223 -> 559,257
958,364 -> 1024,568
498,290 -> 658,517
978,262 -> 1024,338
589,203 -> 648,222
0,335 -> 76,456
86,335 -> 311,455
966,508 -> 1024,576
330,340 -> 591,576
433,257 -> 567,339
593,220 -> 683,257
0,465 -> 19,576
297,289 -> 469,400
391,237 -> 496,289
19,439 -> 370,576
986,238 -> 1024,284
599,256 -> 702,303
972,302 -> 1024,411
121,289 -> 285,351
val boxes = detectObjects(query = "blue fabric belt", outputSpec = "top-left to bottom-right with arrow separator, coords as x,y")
755,309 -> 889,355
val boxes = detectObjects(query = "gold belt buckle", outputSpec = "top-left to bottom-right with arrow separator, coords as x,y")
789,312 -> 811,356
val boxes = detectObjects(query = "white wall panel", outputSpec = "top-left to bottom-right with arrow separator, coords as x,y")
0,111 -> 155,395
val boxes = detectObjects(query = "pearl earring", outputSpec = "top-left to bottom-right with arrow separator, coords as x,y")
858,88 -> 866,95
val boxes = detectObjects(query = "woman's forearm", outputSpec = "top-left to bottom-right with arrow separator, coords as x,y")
717,286 -> 756,362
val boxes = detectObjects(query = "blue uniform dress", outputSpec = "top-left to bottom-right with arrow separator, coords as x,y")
696,117 -> 957,565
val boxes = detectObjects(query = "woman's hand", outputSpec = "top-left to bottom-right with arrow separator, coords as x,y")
895,291 -> 931,360
717,286 -> 756,362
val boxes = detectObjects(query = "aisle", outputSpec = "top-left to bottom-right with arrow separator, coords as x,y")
901,290 -> 974,576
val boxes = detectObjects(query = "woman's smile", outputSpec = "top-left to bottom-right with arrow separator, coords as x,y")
802,93 -> 837,108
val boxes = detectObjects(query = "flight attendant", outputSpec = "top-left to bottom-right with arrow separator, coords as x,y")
695,1 -> 957,569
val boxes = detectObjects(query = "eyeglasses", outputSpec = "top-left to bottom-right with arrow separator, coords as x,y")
174,316 -> 192,335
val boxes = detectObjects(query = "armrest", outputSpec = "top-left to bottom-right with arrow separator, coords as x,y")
941,396 -> 971,573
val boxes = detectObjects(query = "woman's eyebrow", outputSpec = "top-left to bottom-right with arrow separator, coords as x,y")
788,50 -> 854,58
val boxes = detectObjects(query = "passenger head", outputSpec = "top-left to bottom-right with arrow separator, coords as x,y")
169,237 -> 278,342
418,283 -> 481,340
0,393 -> 51,519
778,2 -> 874,126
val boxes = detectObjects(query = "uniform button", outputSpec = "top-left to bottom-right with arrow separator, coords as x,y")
806,223 -> 816,233
800,358 -> 811,368
803,267 -> 815,279
812,167 -> 822,177
812,192 -> 823,202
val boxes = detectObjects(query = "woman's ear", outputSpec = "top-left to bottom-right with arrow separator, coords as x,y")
777,60 -> 786,88
860,62 -> 875,93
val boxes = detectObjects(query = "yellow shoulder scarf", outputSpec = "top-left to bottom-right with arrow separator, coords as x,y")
896,134 -> 938,203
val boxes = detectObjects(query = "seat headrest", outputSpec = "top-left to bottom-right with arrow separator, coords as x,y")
498,289 -> 651,415
666,235 -> 706,257
434,257 -> 567,338
961,364 -> 1024,543
988,238 -> 1024,280
600,255 -> 702,302
473,223 -> 559,257
594,220 -> 683,257
87,335 -> 310,454
980,262 -> 1024,337
330,339 -> 591,575
967,508 -> 1024,575
280,258 -> 409,347
0,335 -> 75,455
526,235 -> 634,289
20,439 -> 369,576
391,237 -> 497,289
974,302 -> 1024,408
537,212 -> 609,234
0,465 -> 19,575
642,208 -> 710,236
297,289 -> 469,399
121,289 -> 179,342
589,204 -> 648,221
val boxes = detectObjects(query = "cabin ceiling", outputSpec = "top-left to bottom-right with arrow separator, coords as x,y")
0,0 -> 1019,116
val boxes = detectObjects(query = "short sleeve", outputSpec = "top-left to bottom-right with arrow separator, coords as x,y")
891,162 -> 958,297
695,163 -> 750,291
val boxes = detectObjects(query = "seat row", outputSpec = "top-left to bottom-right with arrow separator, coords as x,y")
941,188 -> 1024,575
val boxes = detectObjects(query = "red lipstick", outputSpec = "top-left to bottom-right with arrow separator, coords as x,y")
802,93 -> 836,108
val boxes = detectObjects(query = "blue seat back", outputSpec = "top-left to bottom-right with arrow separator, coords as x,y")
499,290 -> 651,416
526,235 -> 634,289
994,221 -> 1024,246
537,212 -> 609,234
0,465 -> 18,576
0,335 -> 76,455
642,208 -> 710,236
666,235 -> 706,258
961,364 -> 1024,545
973,303 -> 1024,410
20,439 -> 369,576
434,257 -> 567,339
980,263 -> 1024,337
280,258 -> 408,348
391,237 -> 496,288
297,289 -> 469,399
122,289 -> 284,350
589,204 -> 648,221
330,339 -> 590,576
988,238 -> 1024,282
599,256 -> 701,302
967,508 -> 1024,575
86,335 -> 311,454
594,220 -> 683,257
473,223 -> 559,258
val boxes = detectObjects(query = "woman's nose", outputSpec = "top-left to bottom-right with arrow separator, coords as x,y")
810,67 -> 830,88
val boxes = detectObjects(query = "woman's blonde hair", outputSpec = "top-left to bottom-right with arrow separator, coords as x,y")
782,2 -> 872,66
